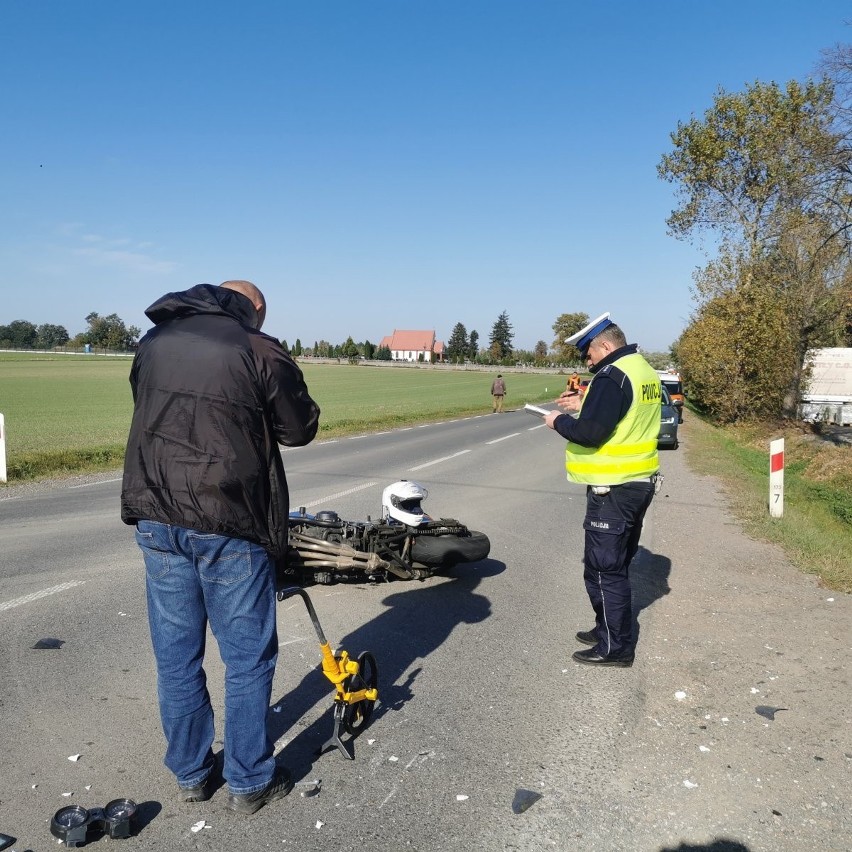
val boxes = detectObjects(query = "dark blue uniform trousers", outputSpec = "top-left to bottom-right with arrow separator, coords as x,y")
582,480 -> 655,658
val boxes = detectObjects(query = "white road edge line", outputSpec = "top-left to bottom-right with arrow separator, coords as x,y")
69,478 -> 122,488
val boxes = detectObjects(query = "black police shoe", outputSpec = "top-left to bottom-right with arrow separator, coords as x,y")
227,766 -> 294,815
572,648 -> 634,667
575,630 -> 597,646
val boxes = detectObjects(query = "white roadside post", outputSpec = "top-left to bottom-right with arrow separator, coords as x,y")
769,437 -> 784,518
0,413 -> 6,483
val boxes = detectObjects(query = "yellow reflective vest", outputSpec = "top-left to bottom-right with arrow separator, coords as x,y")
565,353 -> 660,485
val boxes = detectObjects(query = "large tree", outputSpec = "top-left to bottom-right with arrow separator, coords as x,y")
551,312 -> 589,364
81,312 -> 141,350
446,322 -> 469,362
488,311 -> 514,360
659,76 -> 851,418
36,323 -> 70,349
468,330 -> 479,361
0,319 -> 38,348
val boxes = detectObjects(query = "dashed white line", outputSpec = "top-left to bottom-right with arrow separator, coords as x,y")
301,481 -> 378,508
485,433 -> 521,445
408,450 -> 471,472
0,581 -> 86,612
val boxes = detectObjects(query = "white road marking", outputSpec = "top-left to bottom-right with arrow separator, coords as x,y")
0,581 -> 86,612
302,481 -> 377,508
408,450 -> 471,472
485,433 -> 521,444
69,478 -> 122,488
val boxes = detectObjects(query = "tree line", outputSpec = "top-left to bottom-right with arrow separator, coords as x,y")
285,310 -> 597,367
0,313 -> 140,352
660,42 -> 852,422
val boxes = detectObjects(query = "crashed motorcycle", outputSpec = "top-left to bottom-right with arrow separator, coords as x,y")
282,480 -> 490,584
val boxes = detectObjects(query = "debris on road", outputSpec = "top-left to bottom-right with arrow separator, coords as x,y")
755,705 -> 788,720
512,789 -> 542,814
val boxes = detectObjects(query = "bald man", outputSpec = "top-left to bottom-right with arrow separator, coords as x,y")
122,280 -> 319,814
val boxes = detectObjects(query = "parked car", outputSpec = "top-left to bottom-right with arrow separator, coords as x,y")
658,385 -> 679,449
658,372 -> 685,423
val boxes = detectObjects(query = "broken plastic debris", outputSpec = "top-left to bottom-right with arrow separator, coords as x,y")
367,739 -> 375,745
62,792 -> 73,797
683,780 -> 698,789
298,780 -> 322,797
674,691 -> 687,701
68,754 -> 81,762
699,746 -> 710,753
272,705 -> 282,713
512,789 -> 543,814
85,785 -> 91,791
32,637 -> 64,650
755,705 -> 788,721
388,756 -> 399,762
750,687 -> 760,694
190,820 -> 209,833
456,795 -> 469,802
826,597 -> 834,602
315,820 -> 324,829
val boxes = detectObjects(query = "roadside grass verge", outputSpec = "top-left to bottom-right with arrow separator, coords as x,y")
0,355 -> 560,481
683,411 -> 852,593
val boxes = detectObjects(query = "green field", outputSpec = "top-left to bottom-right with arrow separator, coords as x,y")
0,353 -> 562,479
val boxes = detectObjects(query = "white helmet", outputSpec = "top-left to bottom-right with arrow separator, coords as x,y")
382,480 -> 430,526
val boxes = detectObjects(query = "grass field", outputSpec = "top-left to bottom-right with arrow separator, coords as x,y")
0,352 -> 561,478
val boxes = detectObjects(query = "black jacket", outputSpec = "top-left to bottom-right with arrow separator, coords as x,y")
121,284 -> 320,558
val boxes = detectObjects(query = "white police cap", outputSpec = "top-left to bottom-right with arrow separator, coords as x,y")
564,312 -> 613,354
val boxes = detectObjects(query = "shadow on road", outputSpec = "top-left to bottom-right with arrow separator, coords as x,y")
631,545 -> 672,646
268,558 -> 506,777
659,839 -> 751,852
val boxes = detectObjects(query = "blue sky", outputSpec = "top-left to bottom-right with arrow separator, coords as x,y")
1,2 -> 849,353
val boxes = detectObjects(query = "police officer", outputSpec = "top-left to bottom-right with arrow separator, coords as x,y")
544,313 -> 660,667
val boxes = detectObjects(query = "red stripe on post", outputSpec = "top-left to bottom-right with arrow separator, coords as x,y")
770,451 -> 784,473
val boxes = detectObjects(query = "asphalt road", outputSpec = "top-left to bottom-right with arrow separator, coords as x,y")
0,409 -> 848,852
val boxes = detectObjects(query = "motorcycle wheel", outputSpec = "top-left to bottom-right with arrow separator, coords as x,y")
410,530 -> 490,567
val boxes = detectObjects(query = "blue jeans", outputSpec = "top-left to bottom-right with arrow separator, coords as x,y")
135,521 -> 278,794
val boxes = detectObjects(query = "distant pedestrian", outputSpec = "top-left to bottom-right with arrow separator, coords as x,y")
566,371 -> 581,394
121,280 -> 320,813
491,374 -> 506,413
544,312 -> 660,668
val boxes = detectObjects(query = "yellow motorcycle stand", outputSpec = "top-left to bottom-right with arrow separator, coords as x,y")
277,586 -> 378,760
